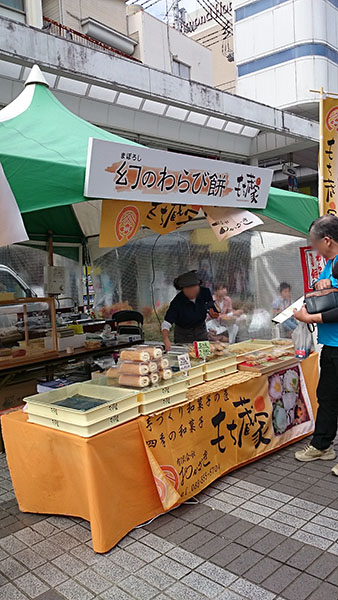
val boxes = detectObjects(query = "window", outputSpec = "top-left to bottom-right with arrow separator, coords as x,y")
0,0 -> 24,10
172,59 -> 191,80
0,271 -> 28,299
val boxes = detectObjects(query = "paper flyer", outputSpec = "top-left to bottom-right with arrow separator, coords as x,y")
272,296 -> 304,324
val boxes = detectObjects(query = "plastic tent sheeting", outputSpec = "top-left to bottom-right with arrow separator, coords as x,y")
251,231 -> 307,312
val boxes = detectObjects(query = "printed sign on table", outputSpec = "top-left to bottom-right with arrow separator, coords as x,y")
204,207 -> 263,241
85,139 -> 273,209
194,341 -> 211,358
177,353 -> 191,372
138,365 -> 314,509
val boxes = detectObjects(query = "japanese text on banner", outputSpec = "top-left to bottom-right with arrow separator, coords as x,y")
321,96 -> 338,215
85,140 -> 273,209
138,367 -> 314,508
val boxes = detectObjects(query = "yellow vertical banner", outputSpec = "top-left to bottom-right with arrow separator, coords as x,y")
320,94 -> 338,215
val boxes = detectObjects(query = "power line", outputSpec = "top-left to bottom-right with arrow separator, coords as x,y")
194,24 -> 223,40
194,27 -> 227,44
205,36 -> 227,48
128,0 -> 162,7
138,0 -> 163,9
195,0 -> 231,30
191,0 -> 232,40
204,33 -> 227,46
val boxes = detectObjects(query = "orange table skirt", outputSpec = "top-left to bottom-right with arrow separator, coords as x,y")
2,354 -> 318,553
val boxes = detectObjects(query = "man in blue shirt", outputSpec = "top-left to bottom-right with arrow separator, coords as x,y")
294,214 -> 338,467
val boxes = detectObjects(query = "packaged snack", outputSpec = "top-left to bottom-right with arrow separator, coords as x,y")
106,366 -> 119,378
120,349 -> 150,362
159,368 -> 173,380
136,345 -> 163,359
118,374 -> 150,388
157,357 -> 170,369
118,361 -> 150,375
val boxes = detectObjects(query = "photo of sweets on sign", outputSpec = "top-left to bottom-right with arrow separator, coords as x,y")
84,139 -> 273,209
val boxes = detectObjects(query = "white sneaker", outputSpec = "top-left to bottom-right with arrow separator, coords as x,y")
295,444 -> 336,462
331,463 -> 338,476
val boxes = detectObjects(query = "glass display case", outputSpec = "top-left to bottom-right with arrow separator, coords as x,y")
0,297 -> 58,368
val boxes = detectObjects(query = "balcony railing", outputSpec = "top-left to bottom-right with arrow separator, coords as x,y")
42,17 -> 140,62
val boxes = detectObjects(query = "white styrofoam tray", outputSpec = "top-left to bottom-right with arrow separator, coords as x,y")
28,405 -> 139,437
139,391 -> 188,415
188,363 -> 204,377
187,374 -> 205,388
203,356 -> 238,374
88,374 -> 189,403
204,364 -> 238,381
25,382 -> 138,425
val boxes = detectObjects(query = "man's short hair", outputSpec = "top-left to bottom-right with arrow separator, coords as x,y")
310,214 -> 338,242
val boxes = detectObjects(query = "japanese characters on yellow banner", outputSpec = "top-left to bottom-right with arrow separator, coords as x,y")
99,199 -> 200,247
138,366 -> 314,510
320,96 -> 338,215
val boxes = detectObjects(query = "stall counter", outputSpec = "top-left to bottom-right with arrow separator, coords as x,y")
2,354 -> 318,553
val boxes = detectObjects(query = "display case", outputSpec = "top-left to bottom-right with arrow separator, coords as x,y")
0,297 -> 58,369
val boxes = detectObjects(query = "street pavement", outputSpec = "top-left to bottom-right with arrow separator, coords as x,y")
1,438 -> 338,600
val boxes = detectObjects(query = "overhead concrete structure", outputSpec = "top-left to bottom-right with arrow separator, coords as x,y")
0,15 -> 318,171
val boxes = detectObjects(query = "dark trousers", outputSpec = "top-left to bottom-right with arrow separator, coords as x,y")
312,345 -> 338,450
174,323 -> 208,344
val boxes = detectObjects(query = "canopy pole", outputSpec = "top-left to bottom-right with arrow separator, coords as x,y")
47,231 -> 54,301
48,230 -> 54,266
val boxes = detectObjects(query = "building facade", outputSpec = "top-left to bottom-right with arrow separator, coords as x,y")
233,0 -> 338,120
127,6 -> 213,86
183,1 -> 236,92
0,0 -> 319,197
0,0 -> 213,85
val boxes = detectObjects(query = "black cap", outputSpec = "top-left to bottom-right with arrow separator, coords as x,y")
173,271 -> 202,290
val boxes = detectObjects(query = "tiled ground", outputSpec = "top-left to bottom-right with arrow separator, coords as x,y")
1,438 -> 338,600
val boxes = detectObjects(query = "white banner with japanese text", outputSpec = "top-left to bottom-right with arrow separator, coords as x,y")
84,139 -> 273,209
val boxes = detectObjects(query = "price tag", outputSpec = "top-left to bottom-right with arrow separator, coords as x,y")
194,341 -> 211,358
177,353 -> 191,372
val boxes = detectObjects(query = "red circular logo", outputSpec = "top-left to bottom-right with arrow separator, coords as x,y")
326,106 -> 338,132
161,465 -> 179,490
115,206 -> 140,242
154,476 -> 166,503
